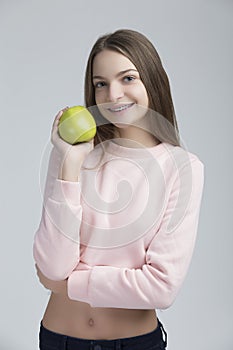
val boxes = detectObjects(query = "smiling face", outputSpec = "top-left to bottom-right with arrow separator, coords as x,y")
92,49 -> 149,129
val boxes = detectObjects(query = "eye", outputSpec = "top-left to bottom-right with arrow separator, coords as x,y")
123,76 -> 136,83
94,81 -> 106,89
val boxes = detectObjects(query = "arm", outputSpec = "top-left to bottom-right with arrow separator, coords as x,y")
66,158 -> 205,309
33,108 -> 94,280
35,263 -> 68,295
33,146 -> 83,280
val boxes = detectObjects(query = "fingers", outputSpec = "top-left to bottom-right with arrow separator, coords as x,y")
52,106 -> 69,129
52,111 -> 63,129
51,106 -> 70,145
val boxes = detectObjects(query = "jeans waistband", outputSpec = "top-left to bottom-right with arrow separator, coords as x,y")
40,319 -> 167,349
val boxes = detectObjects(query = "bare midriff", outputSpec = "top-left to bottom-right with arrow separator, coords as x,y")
42,292 -> 158,340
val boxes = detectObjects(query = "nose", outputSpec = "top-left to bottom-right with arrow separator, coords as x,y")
107,82 -> 124,102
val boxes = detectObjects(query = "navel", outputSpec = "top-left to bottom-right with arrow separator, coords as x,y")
88,317 -> 95,327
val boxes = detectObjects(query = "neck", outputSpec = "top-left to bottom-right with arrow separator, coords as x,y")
114,124 -> 160,148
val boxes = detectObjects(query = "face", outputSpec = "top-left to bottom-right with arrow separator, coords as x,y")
92,50 -> 149,129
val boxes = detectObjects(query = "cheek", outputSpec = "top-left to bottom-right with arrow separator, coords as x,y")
95,90 -> 105,105
135,90 -> 148,108
128,83 -> 148,106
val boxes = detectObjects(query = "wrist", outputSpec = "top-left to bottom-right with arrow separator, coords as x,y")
58,157 -> 83,182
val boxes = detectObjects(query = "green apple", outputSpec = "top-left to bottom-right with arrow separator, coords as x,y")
58,106 -> 96,144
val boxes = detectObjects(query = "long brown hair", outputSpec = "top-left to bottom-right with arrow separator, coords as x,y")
84,29 -> 181,147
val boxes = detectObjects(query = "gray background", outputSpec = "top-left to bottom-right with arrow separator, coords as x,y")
1,0 -> 232,349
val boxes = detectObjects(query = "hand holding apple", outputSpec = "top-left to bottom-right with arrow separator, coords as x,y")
51,107 -> 95,181
58,106 -> 96,145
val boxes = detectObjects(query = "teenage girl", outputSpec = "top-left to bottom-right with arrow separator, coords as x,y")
34,29 -> 204,350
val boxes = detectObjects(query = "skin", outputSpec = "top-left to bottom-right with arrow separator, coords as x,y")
37,50 -> 159,339
93,49 -> 160,148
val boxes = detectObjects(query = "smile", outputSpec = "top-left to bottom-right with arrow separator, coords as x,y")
107,103 -> 134,112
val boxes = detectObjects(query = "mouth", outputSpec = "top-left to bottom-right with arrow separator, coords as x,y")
107,103 -> 135,113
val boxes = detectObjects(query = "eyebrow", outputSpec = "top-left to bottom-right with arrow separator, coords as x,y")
92,69 -> 138,80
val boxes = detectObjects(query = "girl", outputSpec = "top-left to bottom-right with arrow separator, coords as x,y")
34,29 -> 204,350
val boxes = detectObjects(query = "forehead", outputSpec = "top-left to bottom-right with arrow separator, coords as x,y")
92,50 -> 137,76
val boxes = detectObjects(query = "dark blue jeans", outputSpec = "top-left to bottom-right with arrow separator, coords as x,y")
39,319 -> 167,349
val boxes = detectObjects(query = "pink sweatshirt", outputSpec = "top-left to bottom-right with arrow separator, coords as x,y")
33,140 -> 204,310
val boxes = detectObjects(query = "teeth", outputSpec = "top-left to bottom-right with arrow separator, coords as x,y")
109,104 -> 133,112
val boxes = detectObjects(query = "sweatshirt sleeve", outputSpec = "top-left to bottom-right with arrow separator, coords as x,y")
67,157 -> 205,309
33,146 -> 82,280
